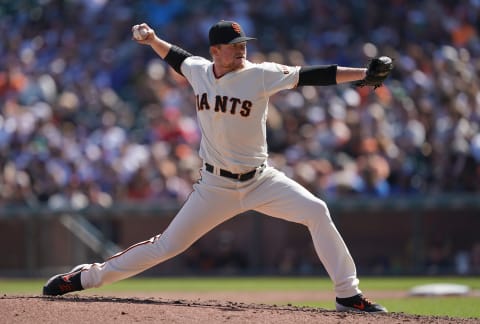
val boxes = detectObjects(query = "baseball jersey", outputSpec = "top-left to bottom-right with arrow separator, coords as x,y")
181,56 -> 300,173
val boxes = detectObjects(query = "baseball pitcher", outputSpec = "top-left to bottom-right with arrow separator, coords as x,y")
43,20 -> 392,313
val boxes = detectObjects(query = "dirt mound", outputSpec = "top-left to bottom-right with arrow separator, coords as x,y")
2,295 -> 476,323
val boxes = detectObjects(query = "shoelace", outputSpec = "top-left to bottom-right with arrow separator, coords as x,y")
360,296 -> 375,306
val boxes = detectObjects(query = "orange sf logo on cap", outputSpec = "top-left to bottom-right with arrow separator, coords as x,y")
232,22 -> 241,34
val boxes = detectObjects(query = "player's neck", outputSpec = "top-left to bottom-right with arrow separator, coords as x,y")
213,63 -> 245,79
213,64 -> 229,79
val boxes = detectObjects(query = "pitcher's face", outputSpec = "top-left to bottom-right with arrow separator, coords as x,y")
211,42 -> 247,75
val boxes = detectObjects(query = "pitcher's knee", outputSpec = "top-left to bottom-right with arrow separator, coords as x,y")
154,236 -> 192,260
305,199 -> 332,226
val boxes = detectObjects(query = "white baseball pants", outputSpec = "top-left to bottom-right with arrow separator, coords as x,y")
80,165 -> 361,298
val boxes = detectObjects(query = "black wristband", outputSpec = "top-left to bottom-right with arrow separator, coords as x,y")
164,45 -> 193,76
298,64 -> 337,86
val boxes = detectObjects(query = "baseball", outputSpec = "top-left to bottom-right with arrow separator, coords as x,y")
133,26 -> 149,41
378,56 -> 392,64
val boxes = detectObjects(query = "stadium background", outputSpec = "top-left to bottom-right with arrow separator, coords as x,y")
0,0 -> 479,278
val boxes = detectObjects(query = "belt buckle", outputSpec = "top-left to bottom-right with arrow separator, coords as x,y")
238,172 -> 247,181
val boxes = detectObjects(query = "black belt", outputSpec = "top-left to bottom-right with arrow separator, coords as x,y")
205,163 -> 264,182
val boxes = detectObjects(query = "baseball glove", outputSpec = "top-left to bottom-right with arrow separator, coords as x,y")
356,56 -> 393,89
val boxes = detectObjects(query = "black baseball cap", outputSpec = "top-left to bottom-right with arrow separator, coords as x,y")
209,20 -> 256,46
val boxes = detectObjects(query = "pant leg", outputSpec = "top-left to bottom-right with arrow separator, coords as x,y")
81,172 -> 243,289
246,167 -> 361,298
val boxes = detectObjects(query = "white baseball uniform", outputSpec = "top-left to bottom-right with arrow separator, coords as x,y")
79,56 -> 361,298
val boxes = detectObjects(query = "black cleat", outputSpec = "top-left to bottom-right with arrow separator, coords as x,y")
42,264 -> 87,296
335,293 -> 388,313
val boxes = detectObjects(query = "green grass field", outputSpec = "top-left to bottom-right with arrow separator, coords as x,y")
1,276 -> 479,319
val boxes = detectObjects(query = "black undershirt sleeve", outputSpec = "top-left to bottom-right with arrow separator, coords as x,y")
297,64 -> 338,86
164,45 -> 193,76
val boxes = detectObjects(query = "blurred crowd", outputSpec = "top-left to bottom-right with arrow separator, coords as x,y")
1,0 -> 480,209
